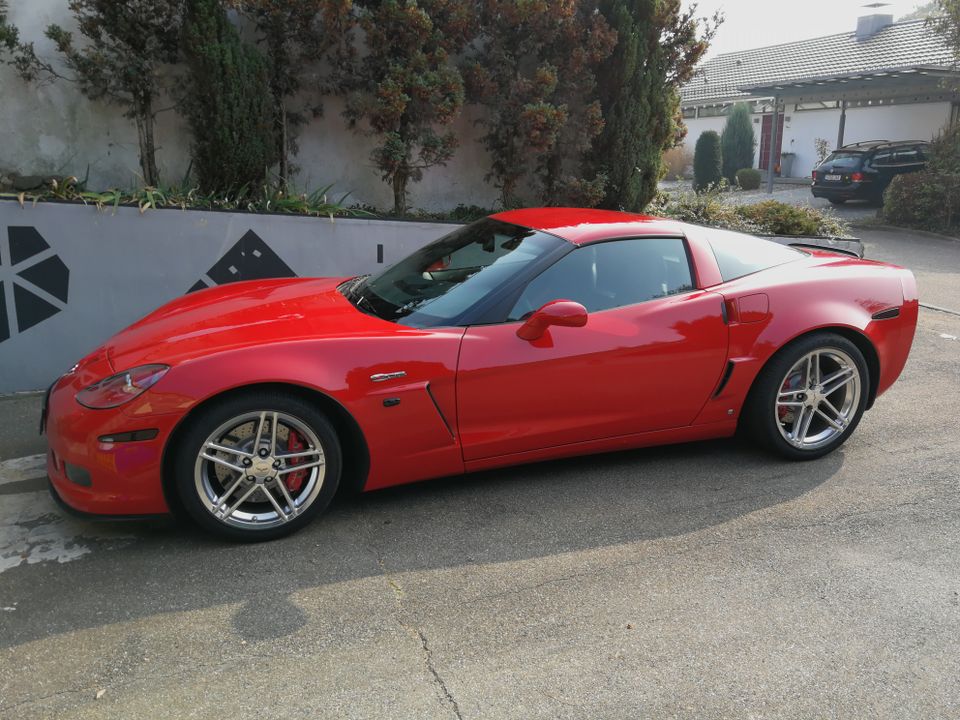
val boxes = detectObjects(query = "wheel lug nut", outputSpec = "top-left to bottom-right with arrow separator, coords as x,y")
243,458 -> 252,467
273,461 -> 281,468
246,475 -> 255,482
259,449 -> 269,457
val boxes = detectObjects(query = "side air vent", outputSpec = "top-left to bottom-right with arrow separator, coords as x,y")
713,361 -> 735,397
871,307 -> 900,320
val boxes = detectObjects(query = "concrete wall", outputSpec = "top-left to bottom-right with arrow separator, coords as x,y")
0,200 -> 457,393
681,101 -> 952,179
0,1 -> 499,212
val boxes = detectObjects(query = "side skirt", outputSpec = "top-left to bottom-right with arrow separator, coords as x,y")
462,421 -> 737,474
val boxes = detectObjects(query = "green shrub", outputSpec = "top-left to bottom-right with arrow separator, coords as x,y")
737,200 -> 849,237
883,171 -> 960,232
721,103 -> 756,183
648,189 -> 851,237
736,168 -> 762,190
648,189 -> 757,233
693,131 -> 723,192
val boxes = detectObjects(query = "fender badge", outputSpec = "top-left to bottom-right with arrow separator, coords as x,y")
370,371 -> 407,383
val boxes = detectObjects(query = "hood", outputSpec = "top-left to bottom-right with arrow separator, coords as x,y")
105,277 -> 390,370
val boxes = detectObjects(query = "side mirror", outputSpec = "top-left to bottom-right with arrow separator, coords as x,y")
517,300 -> 588,341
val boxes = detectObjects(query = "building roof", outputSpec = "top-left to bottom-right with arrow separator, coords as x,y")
681,19 -> 954,105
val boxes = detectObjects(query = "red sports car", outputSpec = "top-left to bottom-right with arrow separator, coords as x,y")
43,209 -> 918,540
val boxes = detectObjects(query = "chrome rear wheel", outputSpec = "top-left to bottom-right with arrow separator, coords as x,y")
744,332 -> 869,460
775,348 -> 862,450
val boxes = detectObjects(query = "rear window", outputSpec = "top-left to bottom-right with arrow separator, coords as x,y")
823,151 -> 863,168
706,228 -> 804,282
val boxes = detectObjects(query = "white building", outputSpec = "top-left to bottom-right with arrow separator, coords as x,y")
680,13 -> 958,181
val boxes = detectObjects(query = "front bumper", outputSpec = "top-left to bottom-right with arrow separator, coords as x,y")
45,356 -> 178,517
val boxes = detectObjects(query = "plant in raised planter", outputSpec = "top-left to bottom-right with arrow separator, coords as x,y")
181,0 -> 277,193
5,0 -> 184,187
227,0 -> 356,186
463,0 -> 616,208
592,0 -> 719,211
345,0 -> 476,216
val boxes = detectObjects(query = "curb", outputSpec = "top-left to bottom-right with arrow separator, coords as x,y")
851,222 -> 960,243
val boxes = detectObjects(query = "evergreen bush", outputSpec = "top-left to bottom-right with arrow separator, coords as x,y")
693,131 -> 722,192
182,0 -> 277,193
721,103 -> 755,182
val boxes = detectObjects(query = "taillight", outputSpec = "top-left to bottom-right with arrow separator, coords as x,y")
811,170 -> 817,181
851,172 -> 864,182
76,364 -> 169,409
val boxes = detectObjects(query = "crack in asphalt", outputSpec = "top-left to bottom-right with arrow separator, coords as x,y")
920,302 -> 960,317
362,518 -> 464,720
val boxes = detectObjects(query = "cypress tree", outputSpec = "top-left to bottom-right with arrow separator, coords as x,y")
593,0 -> 716,211
693,130 -> 722,192
182,0 -> 277,193
721,102 -> 756,183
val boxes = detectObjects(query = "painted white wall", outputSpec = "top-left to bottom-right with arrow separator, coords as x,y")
782,101 -> 951,178
681,116 -> 727,148
0,0 -> 498,211
682,101 -> 952,180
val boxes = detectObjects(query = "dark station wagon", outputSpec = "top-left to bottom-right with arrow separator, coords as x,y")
811,140 -> 929,205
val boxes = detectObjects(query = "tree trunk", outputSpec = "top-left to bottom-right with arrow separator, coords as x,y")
135,96 -> 160,187
393,171 -> 408,216
278,102 -> 289,187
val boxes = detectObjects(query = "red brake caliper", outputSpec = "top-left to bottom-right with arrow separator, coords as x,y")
285,430 -> 308,493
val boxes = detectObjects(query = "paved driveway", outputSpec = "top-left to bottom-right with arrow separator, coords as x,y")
1,229 -> 958,719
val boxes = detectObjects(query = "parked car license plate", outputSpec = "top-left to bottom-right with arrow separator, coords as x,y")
825,174 -> 842,181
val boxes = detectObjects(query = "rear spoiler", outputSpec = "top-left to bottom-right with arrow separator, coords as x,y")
763,235 -> 864,259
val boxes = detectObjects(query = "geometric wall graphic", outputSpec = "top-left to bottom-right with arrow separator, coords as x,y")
188,229 -> 297,293
0,227 -> 70,344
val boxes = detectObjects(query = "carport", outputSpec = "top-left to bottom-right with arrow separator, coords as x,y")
741,66 -> 960,192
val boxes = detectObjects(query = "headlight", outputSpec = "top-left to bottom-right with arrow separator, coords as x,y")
76,364 -> 170,409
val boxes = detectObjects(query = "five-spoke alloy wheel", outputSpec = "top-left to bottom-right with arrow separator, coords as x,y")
173,392 -> 341,540
745,332 -> 869,460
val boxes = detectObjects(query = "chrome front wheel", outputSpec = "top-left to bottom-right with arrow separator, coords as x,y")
174,392 -> 341,540
195,410 -> 326,531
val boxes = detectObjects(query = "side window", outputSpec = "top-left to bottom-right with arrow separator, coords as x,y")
871,151 -> 894,167
507,238 -> 694,321
893,148 -> 921,165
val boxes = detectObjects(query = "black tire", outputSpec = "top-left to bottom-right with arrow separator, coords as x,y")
828,198 -> 847,205
742,332 -> 869,461
172,390 -> 341,541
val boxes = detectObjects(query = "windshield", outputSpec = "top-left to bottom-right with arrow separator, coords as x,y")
822,152 -> 864,169
344,218 -> 566,327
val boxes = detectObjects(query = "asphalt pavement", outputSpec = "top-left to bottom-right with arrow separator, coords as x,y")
0,226 -> 958,719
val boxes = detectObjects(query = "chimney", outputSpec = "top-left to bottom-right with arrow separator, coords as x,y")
856,13 -> 894,40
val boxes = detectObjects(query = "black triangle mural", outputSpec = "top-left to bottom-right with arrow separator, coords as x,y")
1,227 -> 70,344
17,256 -> 69,303
14,283 -> 60,332
189,230 -> 297,293
9,226 -> 50,265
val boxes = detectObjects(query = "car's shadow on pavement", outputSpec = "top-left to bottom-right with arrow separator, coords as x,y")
1,439 -> 843,648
